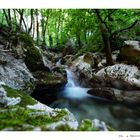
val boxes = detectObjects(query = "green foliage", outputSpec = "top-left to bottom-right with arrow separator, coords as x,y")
77,45 -> 101,56
0,9 -> 140,53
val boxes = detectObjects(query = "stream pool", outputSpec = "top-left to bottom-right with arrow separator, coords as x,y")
32,68 -> 140,131
50,86 -> 140,131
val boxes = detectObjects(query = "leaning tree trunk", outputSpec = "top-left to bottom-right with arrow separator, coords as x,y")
100,24 -> 113,65
94,9 -> 113,65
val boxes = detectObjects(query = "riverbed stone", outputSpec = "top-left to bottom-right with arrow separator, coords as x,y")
118,40 -> 140,65
95,64 -> 140,90
88,87 -> 140,104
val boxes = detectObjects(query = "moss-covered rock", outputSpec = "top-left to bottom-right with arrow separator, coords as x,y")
33,71 -> 67,88
3,85 -> 37,107
78,119 -> 98,131
118,41 -> 140,66
83,52 -> 94,65
14,32 -> 46,72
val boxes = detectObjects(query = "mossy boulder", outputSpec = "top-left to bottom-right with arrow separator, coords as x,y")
33,71 -> 67,88
118,41 -> 140,66
83,52 -> 94,65
78,119 -> 98,131
3,85 -> 37,107
15,32 -> 46,72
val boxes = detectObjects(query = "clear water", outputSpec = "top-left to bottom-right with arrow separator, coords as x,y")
49,69 -> 140,131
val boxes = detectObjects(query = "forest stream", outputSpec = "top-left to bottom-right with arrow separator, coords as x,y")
32,66 -> 140,131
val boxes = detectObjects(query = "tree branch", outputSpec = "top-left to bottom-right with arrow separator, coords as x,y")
103,9 -> 117,22
110,19 -> 139,38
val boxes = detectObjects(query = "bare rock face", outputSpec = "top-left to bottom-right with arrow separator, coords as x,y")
0,51 -> 35,93
87,64 -> 140,104
95,64 -> 140,90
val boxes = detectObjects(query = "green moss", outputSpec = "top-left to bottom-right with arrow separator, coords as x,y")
17,32 -> 43,72
38,72 -> 66,86
18,32 -> 34,49
0,106 -> 70,130
78,119 -> 98,131
0,106 -> 53,130
26,113 -> 53,126
51,109 -> 68,122
83,52 -> 94,65
3,85 -> 37,107
0,107 -> 31,130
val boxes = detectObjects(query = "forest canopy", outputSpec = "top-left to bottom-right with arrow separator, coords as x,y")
0,9 -> 140,60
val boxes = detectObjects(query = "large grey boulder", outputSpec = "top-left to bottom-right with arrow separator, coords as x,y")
0,51 -> 35,93
95,64 -> 140,90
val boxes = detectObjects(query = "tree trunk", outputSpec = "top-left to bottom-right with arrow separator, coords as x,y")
56,10 -> 61,47
100,24 -> 113,65
95,9 -> 113,65
3,9 -> 12,29
15,9 -> 27,32
41,10 -> 50,46
28,9 -> 34,34
76,31 -> 82,48
36,9 -> 39,45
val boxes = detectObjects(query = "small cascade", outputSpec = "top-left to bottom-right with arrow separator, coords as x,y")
56,59 -> 62,67
65,69 -> 77,87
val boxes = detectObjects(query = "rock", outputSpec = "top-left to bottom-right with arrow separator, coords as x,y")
46,108 -> 78,131
61,55 -> 76,65
32,71 -> 67,105
71,52 -> 104,82
118,40 -> 140,65
33,71 -> 67,88
62,40 -> 75,57
95,64 -> 140,90
0,51 -> 35,93
83,52 -> 94,66
15,33 -> 49,72
72,55 -> 92,78
87,87 -> 116,100
88,87 -> 140,104
78,119 -> 108,131
0,85 -> 21,106
27,102 -> 53,114
93,119 -> 108,131
112,50 -> 120,61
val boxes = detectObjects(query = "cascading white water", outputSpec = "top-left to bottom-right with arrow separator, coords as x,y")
64,68 -> 90,99
65,69 -> 77,87
56,59 -> 62,67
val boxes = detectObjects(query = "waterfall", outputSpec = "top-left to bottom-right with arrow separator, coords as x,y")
56,59 -> 61,67
65,69 -> 77,87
